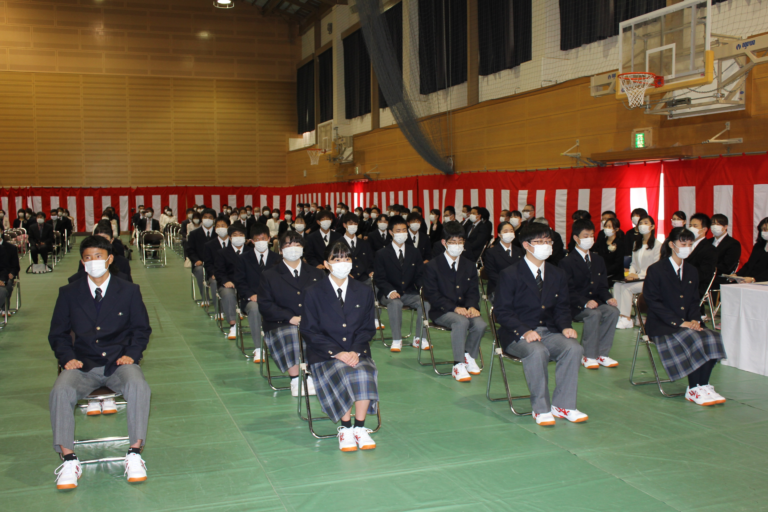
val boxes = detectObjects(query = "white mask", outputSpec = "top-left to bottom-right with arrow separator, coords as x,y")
187,213 -> 194,219
347,225 -> 358,235
429,214 -> 436,222
272,213 -> 279,219
522,212 -> 531,220
501,232 -> 515,244
409,223 -> 421,232
445,243 -> 464,258
603,228 -> 615,238
145,212 -> 153,218
294,223 -> 305,233
192,219 -> 201,225
231,236 -> 246,247
711,225 -> 725,237
285,215 -> 292,222
283,246 -> 303,261
671,220 -> 684,228
469,214 -> 478,223
370,213 -> 378,220
393,232 -> 408,245
377,222 -> 388,232
254,240 -> 269,252
674,244 -> 691,259
511,218 -> 520,228
240,214 -> 247,220
85,259 -> 109,278
499,216 -> 506,224
578,237 -> 595,251
330,261 -> 353,280
51,215 -> 58,220
37,218 -> 44,224
336,208 -> 342,214
202,218 -> 214,228
216,227 -> 228,238
310,207 -> 316,212
363,213 -> 369,220
320,220 -> 332,230
638,224 -> 651,235
762,231 -> 768,241
631,216 -> 640,226
527,244 -> 553,261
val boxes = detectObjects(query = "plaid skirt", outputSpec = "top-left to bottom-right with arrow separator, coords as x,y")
653,328 -> 726,382
264,325 -> 301,373
310,357 -> 378,423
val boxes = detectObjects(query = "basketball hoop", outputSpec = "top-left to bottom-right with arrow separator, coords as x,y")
618,72 -> 660,108
307,148 -> 325,166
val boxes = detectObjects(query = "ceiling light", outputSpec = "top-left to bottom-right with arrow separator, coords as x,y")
213,0 -> 234,8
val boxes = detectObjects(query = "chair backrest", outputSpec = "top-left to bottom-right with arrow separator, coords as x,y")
700,270 -> 718,307
632,293 -> 650,338
53,231 -> 62,243
141,231 -> 164,245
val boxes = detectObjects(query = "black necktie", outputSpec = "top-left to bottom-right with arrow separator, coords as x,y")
398,248 -> 404,266
294,269 -> 299,279
351,239 -> 355,251
536,269 -> 543,295
236,249 -> 241,255
451,261 -> 457,272
324,235 -> 328,244
95,288 -> 103,303
259,254 -> 264,269
677,268 -> 682,281
412,234 -> 416,244
507,248 -> 511,258
337,288 -> 344,307
585,254 -> 591,271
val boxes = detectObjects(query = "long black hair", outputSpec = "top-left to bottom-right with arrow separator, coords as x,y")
756,217 -> 768,250
660,227 -> 696,260
633,215 -> 657,252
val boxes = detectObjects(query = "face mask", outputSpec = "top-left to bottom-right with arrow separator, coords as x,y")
231,236 -> 245,247
192,219 -> 201,225
310,207 -> 316,213
284,215 -> 292,222
347,225 -> 358,235
0,214 -> 4,219
500,216 -> 507,224
202,218 -> 214,228
253,240 -> 269,252
216,227 -> 228,238
51,215 -> 58,220
226,209 -> 232,214
429,215 -> 436,222
393,232 -> 408,244
671,220 -> 684,228
510,218 -> 520,228
145,213 -> 153,218
363,213 -> 369,220
761,231 -> 768,241
469,214 -> 478,223
638,224 -> 651,235
522,212 -> 531,220
578,237 -> 595,251
336,208 -> 341,214
604,228 -> 615,237
340,209 -> 347,215
320,219 -> 332,230
445,243 -> 464,258
711,225 -> 725,237
631,216 -> 640,226
263,211 -> 270,217
303,209 -> 309,214
187,213 -> 194,219
272,213 -> 279,219
674,244 -> 691,259
294,223 -> 305,233
370,213 -> 378,220
283,246 -> 303,262
378,222 -> 388,231
197,209 -> 203,213
239,214 -> 247,220
409,223 -> 421,232
527,243 -> 553,261
166,211 -> 171,215
330,261 -> 353,280
501,232 -> 515,244
84,259 -> 109,278
37,218 -> 44,224
247,211 -> 253,217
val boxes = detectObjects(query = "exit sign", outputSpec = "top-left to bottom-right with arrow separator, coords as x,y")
634,132 -> 646,148
632,128 -> 653,150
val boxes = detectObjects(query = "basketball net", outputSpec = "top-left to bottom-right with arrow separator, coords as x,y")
307,148 -> 324,166
618,72 -> 657,108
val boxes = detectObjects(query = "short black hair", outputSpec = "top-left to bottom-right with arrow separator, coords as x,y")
497,221 -> 512,234
279,230 -> 305,249
690,212 -> 711,229
572,210 -> 591,221
519,223 -> 551,245
711,213 -> 729,226
601,210 -> 616,218
202,208 -> 217,218
93,220 -> 114,238
37,211 -> 46,219
50,209 -> 57,214
510,210 -> 522,219
249,223 -> 270,239
413,206 -> 423,214
406,212 -> 423,224
572,219 -> 595,238
660,227 -> 696,259
215,216 -> 231,227
228,223 -> 247,237
671,210 -> 687,221
325,239 -> 352,261
341,212 -> 359,224
604,217 -> 621,230
442,220 -> 465,241
388,215 -> 407,232
444,206 -> 455,216
80,235 -> 113,257
316,209 -> 334,222
631,208 -> 648,218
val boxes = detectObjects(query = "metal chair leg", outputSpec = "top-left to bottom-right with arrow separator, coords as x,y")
260,336 -> 291,391
628,332 -> 684,397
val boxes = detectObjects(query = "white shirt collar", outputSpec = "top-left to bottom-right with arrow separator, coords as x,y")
410,230 -> 419,242
255,247 -> 268,259
574,245 -> 590,260
329,274 -> 349,302
392,241 -> 405,253
344,234 -> 356,244
713,232 -> 727,246
669,256 -> 683,278
444,250 -> 459,270
87,273 -> 111,299
219,237 -> 228,247
203,227 -> 212,236
284,260 -> 301,276
524,254 -> 545,280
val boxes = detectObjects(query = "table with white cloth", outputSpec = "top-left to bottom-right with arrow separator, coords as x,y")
720,283 -> 768,376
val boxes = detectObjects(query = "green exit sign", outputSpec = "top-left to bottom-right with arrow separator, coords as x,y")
634,132 -> 646,148
632,128 -> 652,149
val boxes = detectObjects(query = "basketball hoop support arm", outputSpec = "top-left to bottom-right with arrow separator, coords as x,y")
561,140 -> 601,167
702,122 -> 742,145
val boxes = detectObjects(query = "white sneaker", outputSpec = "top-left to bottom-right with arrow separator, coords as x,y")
305,376 -> 317,396
464,353 -> 481,375
452,363 -> 471,382
616,317 -> 633,329
101,398 -> 117,415
390,340 -> 403,352
252,348 -> 262,363
533,411 -> 556,426
686,386 -> 717,406
54,459 -> 82,490
701,384 -> 726,404
374,319 -> 385,330
412,338 -> 430,350
551,406 -> 589,423
290,377 -> 300,397
337,426 -> 357,452
582,357 -> 599,369
597,356 -> 619,368
353,426 -> 376,450
124,452 -> 147,483
86,399 -> 101,416
227,325 -> 237,340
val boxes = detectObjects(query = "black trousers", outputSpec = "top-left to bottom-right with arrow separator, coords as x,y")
31,243 -> 50,264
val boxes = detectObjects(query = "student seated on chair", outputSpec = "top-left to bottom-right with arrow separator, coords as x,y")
732,217 -> 768,283
235,222 -> 280,362
494,222 -> 586,426
188,208 -> 217,305
0,209 -> 8,231
340,213 -> 374,285
203,217 -> 232,316
643,227 -> 727,407
375,215 -> 431,352
686,213 -> 718,318
613,215 -> 660,329
405,212 -> 432,263
257,231 -> 324,396
70,221 -> 133,283
136,208 -> 159,232
463,207 -> 492,264
560,219 -> 620,369
305,210 -> 342,268
0,232 -> 20,310
709,213 -> 741,290
49,236 -> 152,490
214,223 -> 248,340
483,221 -> 524,303
594,216 -> 625,285
29,211 -> 54,269
292,215 -> 308,239
301,241 -> 378,452
422,221 -> 486,382
625,207 -> 648,261
48,209 -> 67,241
367,213 -> 390,253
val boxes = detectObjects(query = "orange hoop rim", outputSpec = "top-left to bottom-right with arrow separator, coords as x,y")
617,71 -> 657,83
306,148 -> 326,154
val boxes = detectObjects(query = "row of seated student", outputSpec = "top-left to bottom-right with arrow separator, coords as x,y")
0,226 -> 20,309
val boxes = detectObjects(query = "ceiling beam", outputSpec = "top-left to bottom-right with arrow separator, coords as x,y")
299,4 -> 333,34
263,0 -> 283,15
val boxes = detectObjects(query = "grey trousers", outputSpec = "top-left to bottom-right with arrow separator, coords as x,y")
218,287 -> 237,323
574,304 -> 620,359
381,293 -> 429,341
434,312 -> 486,362
505,327 -> 582,414
0,279 -> 13,310
245,301 -> 262,349
192,265 -> 212,306
50,365 -> 151,453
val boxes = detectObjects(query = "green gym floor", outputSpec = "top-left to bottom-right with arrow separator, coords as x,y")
2,239 -> 768,512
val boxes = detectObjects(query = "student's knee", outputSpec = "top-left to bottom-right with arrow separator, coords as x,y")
50,377 -> 78,405
563,337 -> 584,359
526,342 -> 550,364
604,304 -> 620,319
452,315 -> 470,331
388,298 -> 403,309
470,316 -> 487,332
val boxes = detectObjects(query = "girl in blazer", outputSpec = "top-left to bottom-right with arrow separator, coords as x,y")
734,217 -> 768,283
643,227 -> 726,406
300,240 -> 378,453
613,215 -> 660,329
483,221 -> 524,301
594,217 -> 625,285
428,209 -> 443,246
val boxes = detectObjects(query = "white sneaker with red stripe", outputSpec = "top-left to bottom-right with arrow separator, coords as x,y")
337,426 -> 357,452
686,386 -> 718,406
452,363 -> 472,382
54,459 -> 82,490
597,356 -> 619,368
533,411 -> 556,426
353,427 -> 376,450
464,353 -> 481,375
252,348 -> 262,363
551,406 -> 589,423
390,340 -> 402,352
124,452 -> 147,483
412,338 -> 430,350
701,384 -> 726,404
581,357 -> 599,369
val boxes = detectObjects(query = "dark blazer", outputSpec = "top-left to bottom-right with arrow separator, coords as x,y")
710,234 -> 742,275
257,261 -> 324,333
234,247 -> 280,305
28,222 -> 54,247
187,226 -> 215,267
340,236 -> 374,281
59,216 -> 73,237
494,260 -> 573,351
213,244 -> 245,286
47,218 -> 67,238
483,242 -> 524,296
422,254 -> 480,321
304,211 -> 317,232
643,259 -> 701,337
73,254 -> 132,283
112,238 -> 126,258
137,218 -> 160,232
737,242 -> 768,282
180,218 -> 192,237
278,220 -> 294,238
559,250 -> 613,317
432,240 -> 446,258
687,239 -> 718,297
12,218 -> 26,229
131,212 -> 142,227
405,230 -> 432,261
0,241 -> 20,280
203,238 -> 229,280
429,222 -> 443,246
547,229 -> 565,266
368,229 -> 391,254
48,276 -> 151,376
595,230 -> 626,284
300,276 -> 376,366
257,214 -> 270,225
625,228 -> 642,256
373,243 -> 424,301
464,220 -> 492,263
305,229 -> 341,267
